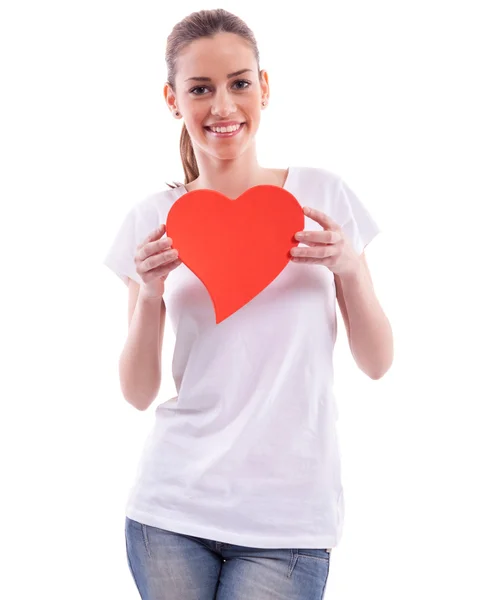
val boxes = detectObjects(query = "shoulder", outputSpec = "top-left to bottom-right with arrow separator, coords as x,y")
291,166 -> 343,206
131,186 -> 182,220
110,186 -> 181,243
295,165 -> 342,188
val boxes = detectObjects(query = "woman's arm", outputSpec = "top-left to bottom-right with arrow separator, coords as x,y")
334,253 -> 393,379
119,279 -> 166,410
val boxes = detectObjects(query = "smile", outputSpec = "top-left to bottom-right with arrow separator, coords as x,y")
204,123 -> 246,138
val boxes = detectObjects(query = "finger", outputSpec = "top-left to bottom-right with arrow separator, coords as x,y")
154,248 -> 179,267
164,257 -> 182,269
291,245 -> 337,259
303,207 -> 341,231
138,248 -> 179,275
152,253 -> 181,274
139,237 -> 173,261
295,230 -> 341,244
137,233 -> 172,262
137,224 -> 166,250
144,257 -> 182,281
155,236 -> 173,251
291,256 -> 335,267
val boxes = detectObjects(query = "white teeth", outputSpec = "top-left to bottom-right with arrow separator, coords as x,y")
210,123 -> 241,133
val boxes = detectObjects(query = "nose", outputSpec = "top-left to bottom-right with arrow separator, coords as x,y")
211,90 -> 237,117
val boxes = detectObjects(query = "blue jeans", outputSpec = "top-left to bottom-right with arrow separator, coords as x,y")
125,516 -> 331,599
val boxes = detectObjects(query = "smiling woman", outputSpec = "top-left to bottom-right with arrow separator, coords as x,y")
102,8 -> 390,600
162,11 -> 272,195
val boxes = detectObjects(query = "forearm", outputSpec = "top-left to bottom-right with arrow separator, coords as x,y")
337,262 -> 394,379
119,291 -> 163,410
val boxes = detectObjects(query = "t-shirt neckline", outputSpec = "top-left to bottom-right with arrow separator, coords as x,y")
174,166 -> 294,198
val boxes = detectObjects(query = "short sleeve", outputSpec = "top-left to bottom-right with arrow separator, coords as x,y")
103,198 -> 161,286
335,177 -> 381,255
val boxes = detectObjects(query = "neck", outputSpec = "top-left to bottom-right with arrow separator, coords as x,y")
188,146 -> 267,198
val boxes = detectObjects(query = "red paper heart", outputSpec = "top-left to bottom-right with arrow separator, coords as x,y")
166,185 -> 304,324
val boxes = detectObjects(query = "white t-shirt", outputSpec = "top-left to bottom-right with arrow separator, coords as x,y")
103,166 -> 381,549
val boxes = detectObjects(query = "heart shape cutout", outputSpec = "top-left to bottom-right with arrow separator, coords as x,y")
166,185 -> 304,324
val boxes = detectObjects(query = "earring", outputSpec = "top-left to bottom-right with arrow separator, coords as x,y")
175,110 -> 181,117
262,100 -> 267,107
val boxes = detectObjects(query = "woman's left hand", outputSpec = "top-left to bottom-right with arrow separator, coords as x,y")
290,206 -> 360,277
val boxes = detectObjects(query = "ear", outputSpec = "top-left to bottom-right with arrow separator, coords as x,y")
259,69 -> 269,100
164,83 -> 177,112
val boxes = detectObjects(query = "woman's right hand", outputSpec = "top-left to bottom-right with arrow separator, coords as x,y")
134,224 -> 182,299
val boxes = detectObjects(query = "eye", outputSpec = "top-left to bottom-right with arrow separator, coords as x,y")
233,79 -> 251,90
190,86 -> 208,96
190,79 -> 252,95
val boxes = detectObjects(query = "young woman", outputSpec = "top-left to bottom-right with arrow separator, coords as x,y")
104,8 -> 393,600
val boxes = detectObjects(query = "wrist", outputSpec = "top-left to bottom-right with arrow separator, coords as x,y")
336,257 -> 362,283
138,286 -> 164,303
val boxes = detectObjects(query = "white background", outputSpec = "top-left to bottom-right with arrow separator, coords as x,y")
1,1 -> 477,598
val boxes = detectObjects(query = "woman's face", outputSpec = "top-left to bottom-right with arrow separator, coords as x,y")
165,32 -> 269,160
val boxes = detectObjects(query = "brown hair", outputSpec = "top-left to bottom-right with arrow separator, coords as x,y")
164,9 -> 261,189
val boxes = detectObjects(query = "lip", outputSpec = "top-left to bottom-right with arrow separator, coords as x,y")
205,120 -> 245,128
204,122 -> 246,138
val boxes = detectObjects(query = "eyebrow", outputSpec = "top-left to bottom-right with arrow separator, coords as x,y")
184,68 -> 253,82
